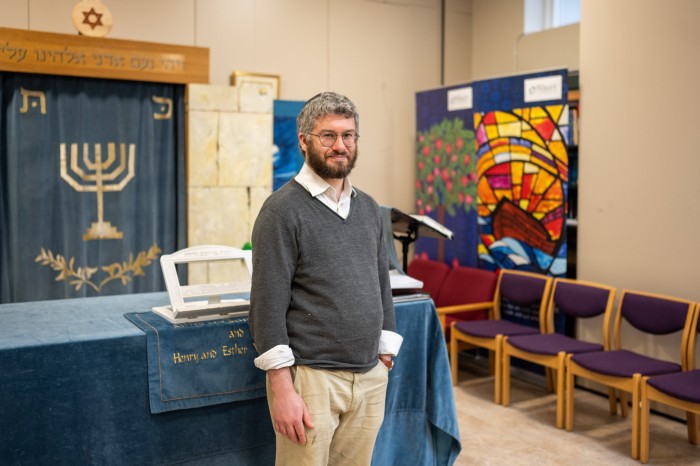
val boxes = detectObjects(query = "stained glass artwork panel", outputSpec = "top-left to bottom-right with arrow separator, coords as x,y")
474,104 -> 569,276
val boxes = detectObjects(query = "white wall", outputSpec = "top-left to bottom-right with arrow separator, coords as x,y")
444,0 -> 473,85
470,0 -> 579,79
578,0 -> 700,303
470,0 -> 524,79
517,23 -> 579,73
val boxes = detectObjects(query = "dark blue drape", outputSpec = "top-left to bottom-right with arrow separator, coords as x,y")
0,72 -> 186,303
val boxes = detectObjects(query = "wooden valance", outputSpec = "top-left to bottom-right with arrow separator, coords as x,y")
0,27 -> 208,84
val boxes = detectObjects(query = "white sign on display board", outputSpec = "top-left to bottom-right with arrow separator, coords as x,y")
523,75 -> 563,102
447,87 -> 473,111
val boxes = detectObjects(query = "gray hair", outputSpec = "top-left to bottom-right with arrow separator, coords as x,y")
297,91 -> 359,135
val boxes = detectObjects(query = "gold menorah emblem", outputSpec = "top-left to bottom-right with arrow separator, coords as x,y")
60,142 -> 135,240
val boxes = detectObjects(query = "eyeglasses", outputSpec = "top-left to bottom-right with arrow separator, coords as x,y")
307,132 -> 359,147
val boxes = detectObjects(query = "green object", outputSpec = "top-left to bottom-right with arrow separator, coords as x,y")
242,241 -> 252,250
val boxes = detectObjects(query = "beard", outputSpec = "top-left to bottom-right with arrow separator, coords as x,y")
305,142 -> 358,179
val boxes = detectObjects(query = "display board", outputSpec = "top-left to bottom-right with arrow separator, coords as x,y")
414,69 -> 570,279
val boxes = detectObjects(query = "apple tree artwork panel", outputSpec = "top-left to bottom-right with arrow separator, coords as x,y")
414,117 -> 478,266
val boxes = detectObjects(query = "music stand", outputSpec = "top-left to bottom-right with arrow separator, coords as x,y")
390,208 -> 453,272
152,245 -> 252,324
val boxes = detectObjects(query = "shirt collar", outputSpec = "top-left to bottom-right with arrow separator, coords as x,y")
295,163 -> 356,199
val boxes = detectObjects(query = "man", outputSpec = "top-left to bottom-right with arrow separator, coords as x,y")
249,91 -> 403,466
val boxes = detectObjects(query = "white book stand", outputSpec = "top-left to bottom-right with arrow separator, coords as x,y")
152,245 -> 253,324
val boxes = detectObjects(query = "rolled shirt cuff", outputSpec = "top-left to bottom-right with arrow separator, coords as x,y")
378,330 -> 403,356
253,344 -> 295,370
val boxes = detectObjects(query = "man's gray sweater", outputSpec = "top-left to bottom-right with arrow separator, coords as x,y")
249,180 -> 396,373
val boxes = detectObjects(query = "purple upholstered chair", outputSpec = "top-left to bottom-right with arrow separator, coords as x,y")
564,290 -> 696,459
638,303 -> 700,463
449,269 -> 553,404
502,278 -> 617,428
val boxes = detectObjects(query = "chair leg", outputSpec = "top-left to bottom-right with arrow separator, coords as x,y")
688,412 -> 699,445
487,349 -> 495,376
545,367 -> 554,393
556,352 -> 566,429
620,391 -> 629,418
639,378 -> 651,464
450,332 -> 459,386
608,387 -> 618,415
494,335 -> 503,404
565,354 -> 574,431
631,374 -> 641,460
502,345 -> 511,407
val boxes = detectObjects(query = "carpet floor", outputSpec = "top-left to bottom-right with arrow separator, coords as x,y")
452,359 -> 699,466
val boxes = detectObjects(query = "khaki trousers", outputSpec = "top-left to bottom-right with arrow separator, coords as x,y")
267,363 -> 389,466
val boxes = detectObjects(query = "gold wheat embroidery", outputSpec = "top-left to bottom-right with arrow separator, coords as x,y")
35,244 -> 162,292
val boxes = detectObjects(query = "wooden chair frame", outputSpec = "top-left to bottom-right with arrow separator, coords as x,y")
449,269 -> 553,404
443,300 -> 497,379
637,303 -> 700,463
437,301 -> 494,340
564,290 -> 696,459
502,278 -> 616,428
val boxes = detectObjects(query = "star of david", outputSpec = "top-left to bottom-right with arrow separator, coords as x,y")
82,7 -> 104,30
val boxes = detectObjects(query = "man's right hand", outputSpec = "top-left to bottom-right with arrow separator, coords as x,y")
267,367 -> 315,445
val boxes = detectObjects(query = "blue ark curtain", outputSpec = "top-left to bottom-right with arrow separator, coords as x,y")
0,73 -> 186,303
